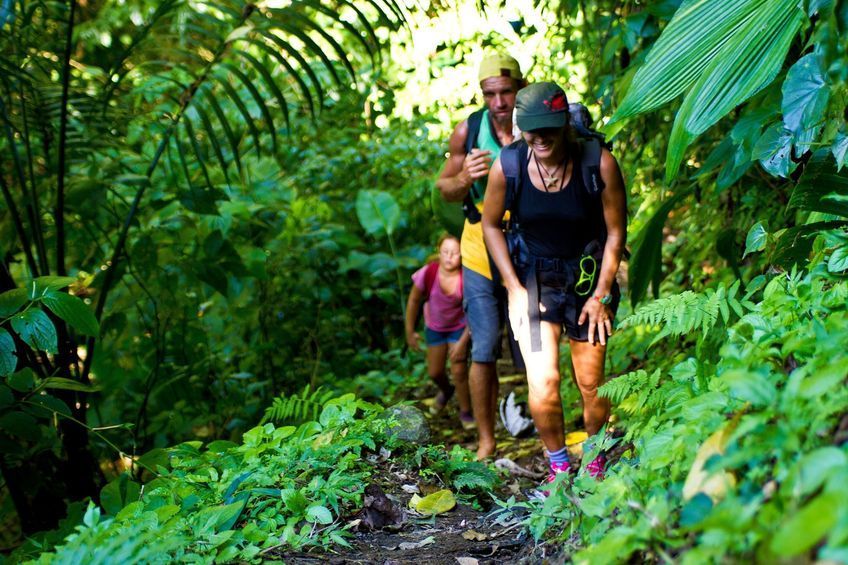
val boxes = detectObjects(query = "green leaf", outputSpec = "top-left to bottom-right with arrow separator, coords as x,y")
0,288 -> 28,317
355,190 -> 401,236
40,291 -> 99,336
832,132 -> 848,170
770,492 -> 841,556
0,411 -> 40,441
629,194 -> 685,306
28,276 -> 76,299
788,151 -> 848,217
782,53 -> 830,153
744,222 -> 768,257
100,473 -> 141,516
609,0 -> 771,126
10,308 -> 57,353
720,369 -> 776,406
794,448 -> 847,497
8,369 -> 34,393
0,328 -> 16,377
305,505 -> 333,525
665,1 -> 804,181
753,123 -> 796,178
41,377 -> 101,393
828,245 -> 848,272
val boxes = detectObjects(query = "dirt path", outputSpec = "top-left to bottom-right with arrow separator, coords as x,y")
278,361 -> 570,564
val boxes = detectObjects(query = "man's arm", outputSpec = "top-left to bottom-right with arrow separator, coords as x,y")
436,120 -> 492,203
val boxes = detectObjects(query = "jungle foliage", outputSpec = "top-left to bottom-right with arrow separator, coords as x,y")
1,0 -> 847,562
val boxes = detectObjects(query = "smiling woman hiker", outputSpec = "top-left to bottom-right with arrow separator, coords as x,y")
481,82 -> 627,486
405,234 -> 474,429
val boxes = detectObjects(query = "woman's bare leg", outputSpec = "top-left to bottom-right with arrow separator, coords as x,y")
568,340 -> 609,435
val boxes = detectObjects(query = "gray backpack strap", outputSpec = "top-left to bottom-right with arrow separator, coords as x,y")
501,140 -> 527,215
580,138 -> 605,196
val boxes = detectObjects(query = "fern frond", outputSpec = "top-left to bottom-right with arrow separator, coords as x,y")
621,283 -> 748,340
453,469 -> 496,492
261,384 -> 337,425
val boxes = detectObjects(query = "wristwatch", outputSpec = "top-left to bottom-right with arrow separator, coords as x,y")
594,293 -> 613,305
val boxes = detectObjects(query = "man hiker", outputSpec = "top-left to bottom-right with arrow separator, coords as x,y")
435,53 -> 525,459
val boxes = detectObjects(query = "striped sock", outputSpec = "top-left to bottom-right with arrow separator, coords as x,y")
546,446 -> 569,465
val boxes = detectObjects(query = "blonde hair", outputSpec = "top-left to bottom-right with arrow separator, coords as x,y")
427,233 -> 460,263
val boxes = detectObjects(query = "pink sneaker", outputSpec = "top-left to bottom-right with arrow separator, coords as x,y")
546,460 -> 572,484
530,461 -> 572,499
586,453 -> 606,480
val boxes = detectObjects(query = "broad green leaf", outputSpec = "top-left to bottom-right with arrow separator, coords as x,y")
788,151 -> 848,217
305,505 -> 333,525
28,276 -> 76,299
100,474 -> 141,516
10,308 -> 57,353
720,369 -> 776,406
782,53 -> 830,153
0,288 -> 28,318
609,0 -> 769,126
752,123 -> 796,178
41,291 -> 99,336
770,492 -> 841,556
828,245 -> 848,272
0,411 -> 40,441
26,394 -> 71,419
8,369 -> 34,392
355,190 -> 401,236
743,222 -> 768,257
629,194 -> 685,306
0,328 -> 16,377
413,489 -> 456,515
666,0 -> 804,181
832,132 -> 848,170
793,448 -> 847,497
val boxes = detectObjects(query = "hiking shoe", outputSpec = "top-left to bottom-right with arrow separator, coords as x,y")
529,461 -> 572,499
459,411 -> 475,430
586,453 -> 606,480
428,386 -> 454,415
547,460 -> 572,484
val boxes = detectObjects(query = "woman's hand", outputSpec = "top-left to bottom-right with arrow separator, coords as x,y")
507,285 -> 529,340
578,298 -> 614,346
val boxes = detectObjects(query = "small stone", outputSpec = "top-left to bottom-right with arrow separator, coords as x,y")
381,404 -> 431,444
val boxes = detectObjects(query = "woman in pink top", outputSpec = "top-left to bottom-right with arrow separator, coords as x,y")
405,235 -> 473,428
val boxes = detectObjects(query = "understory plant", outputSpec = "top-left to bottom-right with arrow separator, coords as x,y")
514,261 -> 847,563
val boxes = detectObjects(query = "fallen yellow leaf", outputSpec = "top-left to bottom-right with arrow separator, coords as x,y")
682,424 -> 737,502
413,489 -> 456,515
565,431 -> 589,446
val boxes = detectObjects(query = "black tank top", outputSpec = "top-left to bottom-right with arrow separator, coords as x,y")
515,145 -> 606,259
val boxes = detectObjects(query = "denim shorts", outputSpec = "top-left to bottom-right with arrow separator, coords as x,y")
425,326 -> 465,346
462,266 -> 507,363
535,271 -> 621,341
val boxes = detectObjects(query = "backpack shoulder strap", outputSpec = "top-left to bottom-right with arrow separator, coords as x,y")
501,140 -> 527,216
422,261 -> 440,299
579,138 -> 605,196
464,109 -> 486,154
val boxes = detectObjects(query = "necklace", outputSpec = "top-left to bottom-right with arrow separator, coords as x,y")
532,152 -> 566,192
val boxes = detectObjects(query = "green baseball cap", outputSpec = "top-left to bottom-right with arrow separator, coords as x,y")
478,54 -> 523,82
515,82 -> 569,132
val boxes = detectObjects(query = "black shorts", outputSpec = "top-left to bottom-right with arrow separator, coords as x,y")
534,270 -> 621,341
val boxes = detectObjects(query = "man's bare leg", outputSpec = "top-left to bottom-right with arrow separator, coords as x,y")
470,360 -> 497,459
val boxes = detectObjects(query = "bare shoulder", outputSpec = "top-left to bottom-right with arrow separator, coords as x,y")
448,119 -> 470,154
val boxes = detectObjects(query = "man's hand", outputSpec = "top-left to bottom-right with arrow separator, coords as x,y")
461,148 -> 493,186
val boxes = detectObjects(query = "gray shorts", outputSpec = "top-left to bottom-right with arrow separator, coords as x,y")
462,266 -> 506,363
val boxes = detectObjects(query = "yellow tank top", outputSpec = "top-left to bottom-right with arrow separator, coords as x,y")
461,110 -> 510,280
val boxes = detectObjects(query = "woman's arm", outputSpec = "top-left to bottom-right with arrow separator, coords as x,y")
405,284 -> 425,351
579,148 -> 627,345
482,158 -> 527,336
